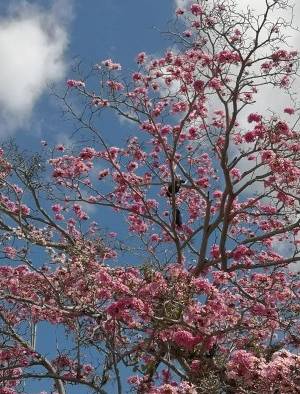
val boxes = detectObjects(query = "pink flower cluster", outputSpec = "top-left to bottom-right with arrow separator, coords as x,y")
172,330 -> 200,350
107,80 -> 124,91
227,350 -> 300,393
215,50 -> 241,64
190,3 -> 204,16
66,79 -> 85,88
102,58 -> 122,70
248,113 -> 262,123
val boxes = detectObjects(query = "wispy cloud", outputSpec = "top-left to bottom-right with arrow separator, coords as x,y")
0,0 -> 72,135
173,0 -> 300,115
174,0 -> 192,9
172,0 -> 300,270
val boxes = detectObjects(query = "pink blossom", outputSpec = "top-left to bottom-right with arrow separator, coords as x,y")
183,30 -> 192,37
272,49 -> 289,62
275,121 -> 290,135
132,72 -> 142,81
56,144 -> 65,153
284,107 -> 295,115
0,7 -> 300,392
247,113 -> 262,123
277,191 -> 294,205
244,131 -> 256,142
66,79 -> 85,88
73,204 -> 89,220
20,204 -> 30,216
232,245 -> 251,259
12,185 -> 23,194
176,8 -> 184,15
280,75 -> 290,88
92,98 -> 109,107
230,168 -> 241,180
216,50 -> 241,64
191,20 -> 201,29
193,79 -> 205,92
52,204 -> 63,213
211,244 -> 220,258
107,80 -> 124,91
196,177 -> 209,188
188,127 -> 198,139
172,102 -> 188,113
208,77 -> 221,90
80,147 -> 96,160
98,169 -> 109,179
150,233 -> 160,242
190,3 -> 204,16
161,125 -> 172,136
82,364 -> 93,375
261,150 -> 275,162
127,161 -> 138,172
261,61 -> 273,73
213,190 -> 222,198
3,246 -> 17,259
136,52 -> 146,64
128,375 -> 142,385
172,330 -> 199,350
102,58 -> 122,70
227,350 -> 258,379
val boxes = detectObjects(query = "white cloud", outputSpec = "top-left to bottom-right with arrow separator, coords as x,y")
235,1 -> 300,124
174,0 -> 193,9
231,1 -> 300,191
173,0 -> 300,114
173,1 -> 300,269
230,1 -> 300,269
0,0 -> 72,135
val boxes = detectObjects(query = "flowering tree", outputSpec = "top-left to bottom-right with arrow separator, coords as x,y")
1,1 -> 300,393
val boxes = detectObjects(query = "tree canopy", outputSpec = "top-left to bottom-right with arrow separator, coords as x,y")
0,1 -> 300,393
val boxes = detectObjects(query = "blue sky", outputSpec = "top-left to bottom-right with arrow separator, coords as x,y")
1,0 -> 300,392
0,0 -> 180,265
2,0 -> 299,153
0,1 -> 176,393
0,0 -> 175,149
0,0 -> 183,268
